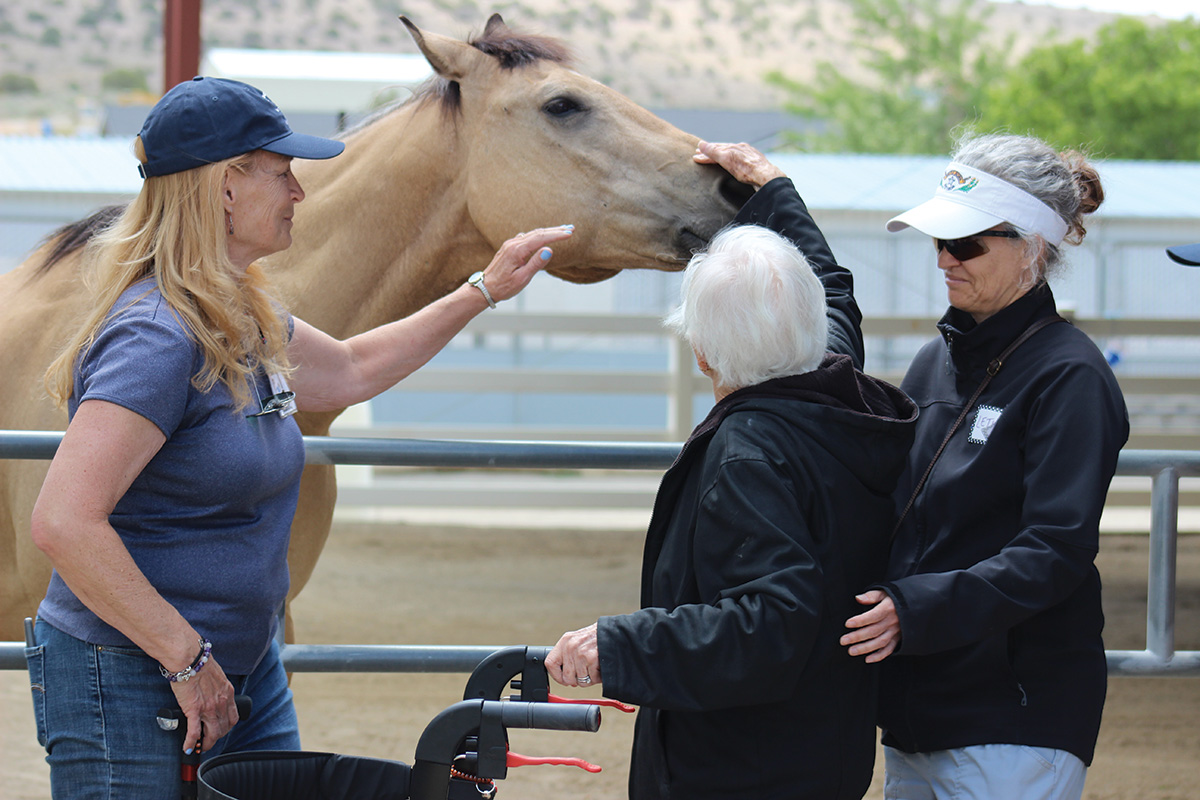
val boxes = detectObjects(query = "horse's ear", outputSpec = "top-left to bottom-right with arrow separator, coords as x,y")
399,15 -> 485,82
483,13 -> 507,36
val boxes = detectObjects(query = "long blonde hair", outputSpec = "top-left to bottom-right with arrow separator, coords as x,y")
45,142 -> 292,411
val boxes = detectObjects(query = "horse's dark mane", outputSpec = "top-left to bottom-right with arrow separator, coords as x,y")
469,22 -> 573,70
424,24 -> 574,116
441,23 -> 571,113
33,204 -> 125,276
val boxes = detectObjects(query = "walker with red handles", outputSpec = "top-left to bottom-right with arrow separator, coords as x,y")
194,645 -> 634,800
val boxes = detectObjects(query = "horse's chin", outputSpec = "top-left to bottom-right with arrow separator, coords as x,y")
545,265 -> 623,284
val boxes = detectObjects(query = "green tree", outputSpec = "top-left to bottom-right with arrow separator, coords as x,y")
0,73 -> 38,94
979,18 -> 1200,160
767,0 -> 1011,154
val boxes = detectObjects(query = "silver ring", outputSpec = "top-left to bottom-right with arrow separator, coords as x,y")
578,675 -> 592,685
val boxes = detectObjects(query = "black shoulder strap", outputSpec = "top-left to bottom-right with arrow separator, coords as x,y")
890,314 -> 1066,542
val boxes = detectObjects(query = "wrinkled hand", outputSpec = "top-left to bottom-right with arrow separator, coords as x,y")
477,225 -> 575,304
692,141 -> 786,190
841,590 -> 902,664
546,622 -> 601,688
170,658 -> 239,754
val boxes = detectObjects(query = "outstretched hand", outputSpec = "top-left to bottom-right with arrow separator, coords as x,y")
546,622 -> 602,688
841,590 -> 902,664
692,141 -> 786,190
478,225 -> 575,304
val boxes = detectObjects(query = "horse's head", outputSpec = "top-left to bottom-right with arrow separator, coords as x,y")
401,14 -> 752,283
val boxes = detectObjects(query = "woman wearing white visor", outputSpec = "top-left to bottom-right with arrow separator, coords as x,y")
840,133 -> 1129,800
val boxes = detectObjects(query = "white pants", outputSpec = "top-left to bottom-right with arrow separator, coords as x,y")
884,744 -> 1087,800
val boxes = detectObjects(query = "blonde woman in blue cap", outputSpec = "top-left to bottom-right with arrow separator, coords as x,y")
840,133 -> 1128,800
26,76 -> 571,798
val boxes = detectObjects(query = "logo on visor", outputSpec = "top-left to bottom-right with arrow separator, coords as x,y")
941,170 -> 978,193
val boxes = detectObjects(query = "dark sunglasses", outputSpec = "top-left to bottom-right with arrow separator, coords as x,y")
935,229 -> 1021,261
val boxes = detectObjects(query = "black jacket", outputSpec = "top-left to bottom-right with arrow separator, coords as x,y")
597,180 -> 917,799
877,286 -> 1128,765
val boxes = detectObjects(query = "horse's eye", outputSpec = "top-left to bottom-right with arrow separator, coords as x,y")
543,97 -> 585,118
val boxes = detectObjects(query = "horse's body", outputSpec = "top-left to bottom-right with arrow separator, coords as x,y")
0,16 -> 746,640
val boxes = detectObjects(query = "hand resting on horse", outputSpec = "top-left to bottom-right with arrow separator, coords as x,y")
692,140 -> 787,191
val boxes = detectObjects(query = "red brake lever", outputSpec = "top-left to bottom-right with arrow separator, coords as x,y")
506,750 -> 602,773
548,693 -> 636,713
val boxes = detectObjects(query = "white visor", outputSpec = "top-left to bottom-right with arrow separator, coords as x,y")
887,162 -> 1069,245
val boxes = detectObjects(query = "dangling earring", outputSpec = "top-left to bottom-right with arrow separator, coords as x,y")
227,213 -> 234,236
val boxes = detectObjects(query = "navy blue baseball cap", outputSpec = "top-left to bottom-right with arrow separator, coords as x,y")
1166,243 -> 1200,267
137,76 -> 345,178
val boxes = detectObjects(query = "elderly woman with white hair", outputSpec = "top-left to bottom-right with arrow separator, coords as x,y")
547,143 -> 918,800
841,133 -> 1129,800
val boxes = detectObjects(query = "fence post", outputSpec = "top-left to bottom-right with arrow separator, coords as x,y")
331,401 -> 373,487
1147,467 -> 1179,661
667,336 -> 695,442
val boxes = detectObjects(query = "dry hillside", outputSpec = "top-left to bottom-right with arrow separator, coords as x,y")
0,0 -> 1132,130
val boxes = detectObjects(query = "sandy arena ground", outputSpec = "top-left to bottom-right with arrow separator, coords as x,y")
2,522 -> 1198,800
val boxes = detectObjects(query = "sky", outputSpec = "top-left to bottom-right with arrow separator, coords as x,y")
1008,0 -> 1197,19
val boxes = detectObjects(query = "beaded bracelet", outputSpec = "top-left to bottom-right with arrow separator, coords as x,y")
159,637 -> 212,683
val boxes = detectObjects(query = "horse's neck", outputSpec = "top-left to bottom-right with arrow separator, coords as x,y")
272,103 -> 493,341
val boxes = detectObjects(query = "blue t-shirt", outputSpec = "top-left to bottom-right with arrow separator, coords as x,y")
37,283 -> 305,675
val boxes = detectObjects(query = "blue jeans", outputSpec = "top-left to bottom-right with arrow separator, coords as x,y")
26,619 -> 300,799
884,744 -> 1087,800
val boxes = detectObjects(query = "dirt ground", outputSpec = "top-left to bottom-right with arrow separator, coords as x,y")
2,524 -> 1198,800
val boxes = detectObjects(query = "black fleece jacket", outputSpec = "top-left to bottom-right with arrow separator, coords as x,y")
877,286 -> 1128,765
597,180 -> 916,799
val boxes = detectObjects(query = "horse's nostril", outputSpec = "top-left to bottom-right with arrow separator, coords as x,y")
678,228 -> 707,253
718,173 -> 755,209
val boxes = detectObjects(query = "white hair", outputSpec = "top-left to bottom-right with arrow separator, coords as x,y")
664,224 -> 827,391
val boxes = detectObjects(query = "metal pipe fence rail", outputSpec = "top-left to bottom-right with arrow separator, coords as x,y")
339,313 -> 1200,450
0,431 -> 1196,676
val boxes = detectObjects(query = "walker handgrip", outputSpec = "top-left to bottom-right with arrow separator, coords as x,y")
411,699 -> 602,799
462,645 -> 552,702
498,700 -> 600,733
414,699 -> 598,766
548,693 -> 636,713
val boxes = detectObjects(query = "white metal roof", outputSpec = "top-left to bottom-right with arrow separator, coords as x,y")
200,49 -> 433,113
4,137 -> 1200,221
1,137 -> 140,194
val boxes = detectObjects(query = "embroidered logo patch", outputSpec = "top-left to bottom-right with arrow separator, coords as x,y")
969,404 -> 1003,444
940,169 -> 978,193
